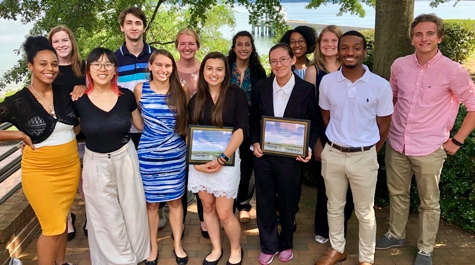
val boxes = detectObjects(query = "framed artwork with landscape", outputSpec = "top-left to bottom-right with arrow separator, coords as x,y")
260,116 -> 310,158
187,125 -> 235,166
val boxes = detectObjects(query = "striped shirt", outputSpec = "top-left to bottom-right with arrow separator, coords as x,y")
115,42 -> 156,92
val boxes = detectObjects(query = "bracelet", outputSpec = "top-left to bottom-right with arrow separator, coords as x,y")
451,138 -> 464,147
216,157 -> 225,165
220,153 -> 230,162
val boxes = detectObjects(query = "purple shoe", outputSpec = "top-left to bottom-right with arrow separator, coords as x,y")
258,252 -> 278,265
278,249 -> 293,262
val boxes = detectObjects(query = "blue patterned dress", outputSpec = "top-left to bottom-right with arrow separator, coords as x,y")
138,82 -> 187,203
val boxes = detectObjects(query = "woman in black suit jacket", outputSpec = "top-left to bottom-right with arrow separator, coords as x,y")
250,43 -> 322,264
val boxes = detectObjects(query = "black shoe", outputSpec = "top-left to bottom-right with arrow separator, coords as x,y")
172,226 -> 185,240
67,213 -> 76,241
201,226 -> 210,239
174,249 -> 188,265
203,248 -> 223,265
226,248 -> 243,265
144,253 -> 158,265
83,215 -> 88,237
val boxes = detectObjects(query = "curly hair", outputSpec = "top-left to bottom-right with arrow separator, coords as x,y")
227,31 -> 265,79
411,13 -> 444,38
279,25 -> 317,55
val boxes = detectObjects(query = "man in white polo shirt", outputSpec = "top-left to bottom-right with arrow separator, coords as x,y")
315,31 -> 393,265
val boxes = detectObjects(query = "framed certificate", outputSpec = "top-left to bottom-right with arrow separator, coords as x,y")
260,116 -> 310,158
187,125 -> 235,166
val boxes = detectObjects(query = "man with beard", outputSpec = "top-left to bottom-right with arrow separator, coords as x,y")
315,31 -> 393,265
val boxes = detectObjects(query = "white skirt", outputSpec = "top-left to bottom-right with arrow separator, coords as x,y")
188,151 -> 241,199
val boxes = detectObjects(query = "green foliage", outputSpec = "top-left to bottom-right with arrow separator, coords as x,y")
0,0 -> 286,89
439,105 -> 475,232
359,19 -> 475,69
439,21 -> 475,64
306,0 -> 375,18
361,29 -> 375,71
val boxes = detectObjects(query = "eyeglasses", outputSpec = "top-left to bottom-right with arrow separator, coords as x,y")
270,57 -> 291,66
90,62 -> 115,71
289,39 -> 306,46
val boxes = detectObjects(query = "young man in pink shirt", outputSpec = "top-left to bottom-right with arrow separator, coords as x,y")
376,14 -> 475,265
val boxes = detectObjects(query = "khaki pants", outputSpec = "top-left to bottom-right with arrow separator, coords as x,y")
83,141 -> 150,265
321,144 -> 378,263
385,144 -> 446,253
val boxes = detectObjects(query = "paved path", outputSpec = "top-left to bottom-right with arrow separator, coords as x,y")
16,184 -> 475,264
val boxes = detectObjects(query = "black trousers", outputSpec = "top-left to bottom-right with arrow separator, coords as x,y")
255,155 -> 301,254
235,138 -> 255,212
131,132 -> 188,223
314,161 -> 354,237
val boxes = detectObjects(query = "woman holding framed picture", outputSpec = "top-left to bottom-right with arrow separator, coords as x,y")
188,52 -> 248,265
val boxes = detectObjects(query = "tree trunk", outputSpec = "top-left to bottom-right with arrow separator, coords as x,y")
373,0 -> 415,80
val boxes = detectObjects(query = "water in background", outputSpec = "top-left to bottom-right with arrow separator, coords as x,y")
1,1 -> 474,89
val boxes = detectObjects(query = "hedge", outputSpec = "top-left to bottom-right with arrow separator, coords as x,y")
362,19 -> 475,69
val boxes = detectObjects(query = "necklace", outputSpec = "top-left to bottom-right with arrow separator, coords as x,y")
29,85 -> 56,118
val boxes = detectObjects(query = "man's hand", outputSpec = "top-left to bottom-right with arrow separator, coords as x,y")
443,138 -> 461,156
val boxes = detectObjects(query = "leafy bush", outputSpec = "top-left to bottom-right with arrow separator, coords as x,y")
439,21 -> 475,64
439,105 -> 475,232
361,29 -> 375,71
358,19 -> 475,69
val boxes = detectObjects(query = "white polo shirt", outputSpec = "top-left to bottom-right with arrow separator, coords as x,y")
319,65 -> 393,147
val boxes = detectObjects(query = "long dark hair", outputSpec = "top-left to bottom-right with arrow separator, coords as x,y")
192,52 -> 230,127
148,49 -> 188,136
227,31 -> 265,78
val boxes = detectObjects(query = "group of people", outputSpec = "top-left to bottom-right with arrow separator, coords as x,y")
0,5 -> 474,265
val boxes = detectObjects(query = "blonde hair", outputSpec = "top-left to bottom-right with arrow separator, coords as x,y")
312,25 -> 343,71
48,25 -> 83,77
175,28 -> 200,49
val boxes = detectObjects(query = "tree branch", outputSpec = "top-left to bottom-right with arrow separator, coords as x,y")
146,0 -> 165,33
148,40 -> 175,46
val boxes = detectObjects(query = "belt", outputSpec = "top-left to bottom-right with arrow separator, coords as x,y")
327,141 -> 374,153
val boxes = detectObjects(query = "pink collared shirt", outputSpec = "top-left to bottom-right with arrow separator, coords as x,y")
388,51 -> 475,156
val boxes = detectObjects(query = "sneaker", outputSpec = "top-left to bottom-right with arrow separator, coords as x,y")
315,235 -> 329,244
375,232 -> 406,249
258,252 -> 278,265
278,249 -> 293,262
414,251 -> 432,265
158,208 -> 167,229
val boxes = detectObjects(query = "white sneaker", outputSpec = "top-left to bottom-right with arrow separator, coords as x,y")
158,208 -> 167,229
315,235 -> 329,244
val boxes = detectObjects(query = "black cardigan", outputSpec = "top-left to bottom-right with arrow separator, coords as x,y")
0,83 -> 78,144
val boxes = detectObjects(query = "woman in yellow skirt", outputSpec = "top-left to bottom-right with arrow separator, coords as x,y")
0,36 -> 80,265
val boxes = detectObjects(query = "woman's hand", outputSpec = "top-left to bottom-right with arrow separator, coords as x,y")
253,143 -> 263,158
21,132 -> 35,150
193,158 -> 223,173
296,150 -> 312,163
70,85 -> 87,101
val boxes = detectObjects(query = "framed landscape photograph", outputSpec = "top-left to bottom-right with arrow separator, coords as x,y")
260,116 -> 310,158
187,125 -> 235,166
